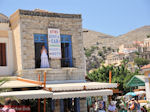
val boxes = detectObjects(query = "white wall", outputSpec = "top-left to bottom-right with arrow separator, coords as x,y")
0,23 -> 16,76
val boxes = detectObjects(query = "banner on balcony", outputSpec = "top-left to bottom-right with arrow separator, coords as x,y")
48,28 -> 61,59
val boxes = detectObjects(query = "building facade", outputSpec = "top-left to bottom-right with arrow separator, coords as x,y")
9,9 -> 86,82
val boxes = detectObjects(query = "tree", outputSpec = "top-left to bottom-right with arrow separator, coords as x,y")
87,64 -> 141,93
134,57 -> 149,68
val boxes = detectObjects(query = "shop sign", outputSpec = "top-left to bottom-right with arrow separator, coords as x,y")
0,106 -> 31,112
48,28 -> 61,59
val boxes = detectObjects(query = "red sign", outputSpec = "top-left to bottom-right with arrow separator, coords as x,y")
0,106 -> 31,112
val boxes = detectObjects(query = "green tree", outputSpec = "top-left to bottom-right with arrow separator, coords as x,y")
134,57 -> 149,68
87,64 -> 140,93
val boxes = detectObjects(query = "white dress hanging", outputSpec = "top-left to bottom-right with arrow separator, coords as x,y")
40,49 -> 50,68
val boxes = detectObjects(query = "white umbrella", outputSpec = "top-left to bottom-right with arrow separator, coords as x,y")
134,91 -> 146,95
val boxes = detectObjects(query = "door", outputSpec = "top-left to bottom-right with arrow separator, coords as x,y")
34,43 -> 44,68
61,35 -> 73,67
34,34 -> 48,68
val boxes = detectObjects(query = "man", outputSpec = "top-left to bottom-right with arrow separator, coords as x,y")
2,98 -> 16,112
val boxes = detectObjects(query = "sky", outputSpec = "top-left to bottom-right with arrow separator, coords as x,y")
0,0 -> 150,36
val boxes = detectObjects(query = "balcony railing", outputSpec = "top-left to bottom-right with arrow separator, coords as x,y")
61,58 -> 75,67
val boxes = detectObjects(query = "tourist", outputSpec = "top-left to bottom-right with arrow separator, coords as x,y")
98,101 -> 105,112
1,98 -> 16,112
108,101 -> 116,112
40,45 -> 50,68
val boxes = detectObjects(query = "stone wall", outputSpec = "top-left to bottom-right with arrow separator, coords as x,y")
10,10 -> 86,81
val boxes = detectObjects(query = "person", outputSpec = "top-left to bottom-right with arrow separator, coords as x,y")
108,101 -> 116,112
40,45 -> 50,68
135,99 -> 141,112
98,101 -> 105,112
1,98 -> 16,112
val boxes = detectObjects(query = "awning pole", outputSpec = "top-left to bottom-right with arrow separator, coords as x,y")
44,72 -> 46,112
109,70 -> 112,83
38,74 -> 40,112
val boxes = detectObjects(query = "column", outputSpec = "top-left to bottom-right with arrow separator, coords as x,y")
74,98 -> 80,112
60,99 -> 64,112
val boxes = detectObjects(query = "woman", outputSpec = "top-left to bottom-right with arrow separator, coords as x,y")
40,45 -> 50,68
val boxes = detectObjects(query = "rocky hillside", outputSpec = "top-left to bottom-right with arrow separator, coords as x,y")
83,25 -> 150,50
83,25 -> 150,71
82,29 -> 116,49
116,26 -> 150,46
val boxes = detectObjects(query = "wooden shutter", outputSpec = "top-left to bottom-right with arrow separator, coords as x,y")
0,43 -> 6,66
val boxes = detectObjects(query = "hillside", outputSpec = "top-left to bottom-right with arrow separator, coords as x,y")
116,25 -> 150,46
82,29 -> 116,49
83,25 -> 150,71
83,25 -> 150,49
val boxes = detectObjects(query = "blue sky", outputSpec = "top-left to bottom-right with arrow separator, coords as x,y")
0,0 -> 150,36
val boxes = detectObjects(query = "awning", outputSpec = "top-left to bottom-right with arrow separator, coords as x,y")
126,75 -> 145,87
46,82 -> 117,91
53,89 -> 113,99
0,89 -> 113,100
0,90 -> 52,99
0,80 -> 40,88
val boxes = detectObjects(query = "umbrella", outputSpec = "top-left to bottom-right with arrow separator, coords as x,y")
134,91 -> 146,95
125,92 -> 136,96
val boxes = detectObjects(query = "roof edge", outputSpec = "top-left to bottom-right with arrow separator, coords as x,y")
17,9 -> 81,19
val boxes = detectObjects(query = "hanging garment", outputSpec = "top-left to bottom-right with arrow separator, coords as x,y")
40,49 -> 50,68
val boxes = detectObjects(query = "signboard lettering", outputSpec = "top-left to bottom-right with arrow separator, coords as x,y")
48,28 -> 61,59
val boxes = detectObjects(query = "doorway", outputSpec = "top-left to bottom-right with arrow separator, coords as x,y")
61,35 -> 73,67
34,34 -> 48,68
34,43 -> 44,68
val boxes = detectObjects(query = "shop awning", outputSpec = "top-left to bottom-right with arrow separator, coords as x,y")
0,89 -> 113,100
46,82 -> 117,91
53,89 -> 113,99
0,90 -> 52,99
0,80 -> 40,88
126,75 -> 146,87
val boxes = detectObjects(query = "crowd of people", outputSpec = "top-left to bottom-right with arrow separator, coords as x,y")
88,100 -> 117,112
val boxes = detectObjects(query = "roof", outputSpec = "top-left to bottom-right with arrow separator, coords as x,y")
126,75 -> 146,87
11,9 -> 81,19
46,82 -> 117,91
0,80 -> 40,88
0,13 -> 9,23
141,64 -> 150,69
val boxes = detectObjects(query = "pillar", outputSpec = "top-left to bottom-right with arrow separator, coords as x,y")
74,98 -> 80,112
60,99 -> 64,112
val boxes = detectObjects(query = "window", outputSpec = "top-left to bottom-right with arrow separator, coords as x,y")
0,43 -> 6,66
61,35 -> 73,67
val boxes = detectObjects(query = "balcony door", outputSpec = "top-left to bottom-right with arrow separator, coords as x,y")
34,34 -> 48,68
61,35 -> 73,67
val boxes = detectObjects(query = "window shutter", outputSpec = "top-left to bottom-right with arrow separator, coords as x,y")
0,43 -> 6,66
